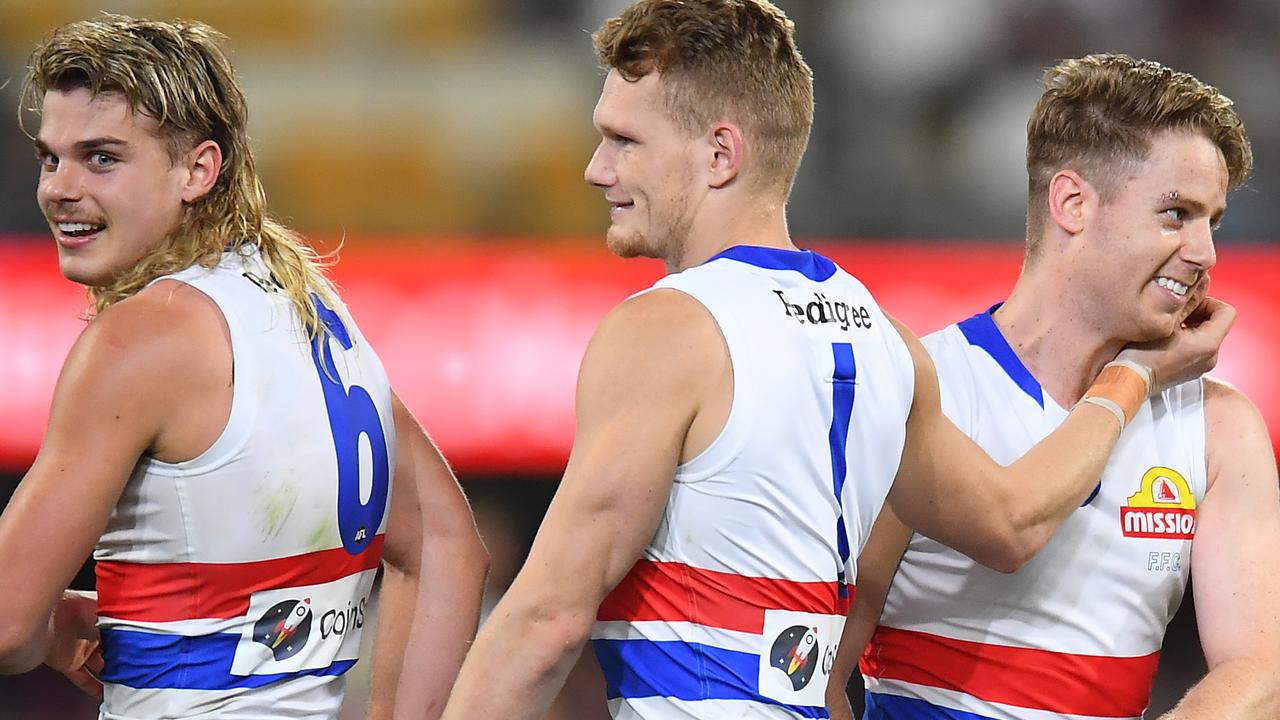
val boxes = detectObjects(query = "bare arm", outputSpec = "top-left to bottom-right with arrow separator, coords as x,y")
885,302 -> 1231,572
1158,379 -> 1280,719
0,284 -> 227,670
440,289 -> 724,720
369,395 -> 489,720
826,507 -> 913,720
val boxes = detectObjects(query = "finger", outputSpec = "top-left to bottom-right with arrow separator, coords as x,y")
1190,298 -> 1236,342
84,646 -> 105,679
66,668 -> 104,699
1180,277 -> 1211,326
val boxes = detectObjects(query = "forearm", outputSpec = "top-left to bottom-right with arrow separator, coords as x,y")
0,604 -> 56,674
373,543 -> 488,720
826,677 -> 856,720
900,401 -> 1122,571
441,595 -> 594,720
1158,656 -> 1280,719
0,628 -> 52,674
995,402 -> 1121,550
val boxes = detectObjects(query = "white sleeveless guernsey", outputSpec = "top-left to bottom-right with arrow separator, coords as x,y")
862,308 -> 1207,720
591,246 -> 915,720
94,247 -> 395,720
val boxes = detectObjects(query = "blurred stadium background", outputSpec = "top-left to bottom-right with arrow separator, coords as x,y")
3,1 -> 1279,718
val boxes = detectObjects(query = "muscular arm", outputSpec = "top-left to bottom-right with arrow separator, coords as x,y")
369,395 -> 489,720
0,283 -> 229,671
440,289 -> 725,720
1158,379 -> 1280,719
826,507 -> 913,720
885,306 -> 1229,572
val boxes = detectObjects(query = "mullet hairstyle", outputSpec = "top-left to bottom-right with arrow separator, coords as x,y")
1025,53 -> 1253,256
21,14 -> 337,337
593,0 -> 814,196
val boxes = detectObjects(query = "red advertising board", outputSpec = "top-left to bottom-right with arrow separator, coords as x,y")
2,238 -> 1276,474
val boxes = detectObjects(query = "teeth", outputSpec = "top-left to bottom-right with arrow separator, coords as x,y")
1155,277 -> 1189,296
58,222 -> 103,233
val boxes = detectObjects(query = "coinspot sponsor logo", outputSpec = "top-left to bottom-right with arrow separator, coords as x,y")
252,598 -> 313,661
769,625 -> 821,691
1120,466 -> 1197,540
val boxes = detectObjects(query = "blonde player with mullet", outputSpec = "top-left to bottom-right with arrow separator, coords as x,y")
441,5 -> 1231,720
832,55 -> 1280,720
0,16 -> 487,720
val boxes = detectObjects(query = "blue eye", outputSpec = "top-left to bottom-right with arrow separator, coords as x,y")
1162,208 -> 1186,223
88,152 -> 117,168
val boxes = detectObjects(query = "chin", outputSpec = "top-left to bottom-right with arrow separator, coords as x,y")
57,251 -> 131,288
1131,314 -> 1181,343
57,256 -> 105,286
605,228 -> 660,260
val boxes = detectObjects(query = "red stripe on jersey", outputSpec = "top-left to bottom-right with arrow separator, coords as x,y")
97,535 -> 385,622
596,559 -> 852,634
861,625 -> 1159,718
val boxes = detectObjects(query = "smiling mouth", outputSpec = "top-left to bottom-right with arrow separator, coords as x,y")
52,221 -> 107,247
1154,276 -> 1190,297
58,221 -> 106,237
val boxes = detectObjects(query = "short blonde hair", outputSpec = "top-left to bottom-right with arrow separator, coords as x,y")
594,0 -> 814,196
1026,53 -> 1252,254
23,14 -> 336,336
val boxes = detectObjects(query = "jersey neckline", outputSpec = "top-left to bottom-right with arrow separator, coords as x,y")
956,304 -> 1045,408
707,245 -> 837,282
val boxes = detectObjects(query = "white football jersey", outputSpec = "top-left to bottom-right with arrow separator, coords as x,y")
94,247 -> 395,720
862,308 -> 1207,720
591,246 -> 915,719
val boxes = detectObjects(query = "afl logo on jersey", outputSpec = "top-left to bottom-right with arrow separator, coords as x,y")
252,598 -> 313,661
769,625 -> 821,691
1120,466 -> 1196,540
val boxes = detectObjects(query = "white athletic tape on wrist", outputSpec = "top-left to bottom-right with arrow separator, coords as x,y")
1077,395 -> 1127,432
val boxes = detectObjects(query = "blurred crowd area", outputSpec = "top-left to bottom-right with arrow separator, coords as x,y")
2,0 -> 1280,242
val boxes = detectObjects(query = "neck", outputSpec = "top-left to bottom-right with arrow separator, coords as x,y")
993,260 -> 1125,407
668,190 -> 795,272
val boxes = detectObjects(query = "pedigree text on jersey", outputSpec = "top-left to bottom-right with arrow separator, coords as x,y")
773,290 -> 872,331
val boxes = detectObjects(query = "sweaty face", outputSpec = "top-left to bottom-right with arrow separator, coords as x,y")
36,88 -> 189,287
584,71 -> 701,264
1086,130 -> 1228,341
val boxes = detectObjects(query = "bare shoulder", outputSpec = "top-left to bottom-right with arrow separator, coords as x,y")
596,287 -> 719,342
90,280 -> 225,348
586,288 -> 725,377
1203,377 -> 1270,443
58,280 -> 231,421
1202,377 -> 1276,492
576,288 -> 727,419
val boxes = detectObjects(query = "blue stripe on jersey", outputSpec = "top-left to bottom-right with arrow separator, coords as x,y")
708,245 -> 838,282
593,638 -> 830,718
864,692 -> 1001,720
955,308 -> 1101,506
829,343 -> 858,580
100,628 -> 356,690
956,307 -> 1043,408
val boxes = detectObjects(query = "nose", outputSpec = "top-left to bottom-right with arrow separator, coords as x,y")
583,141 -> 615,188
38,161 -> 84,205
1183,218 -> 1217,271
